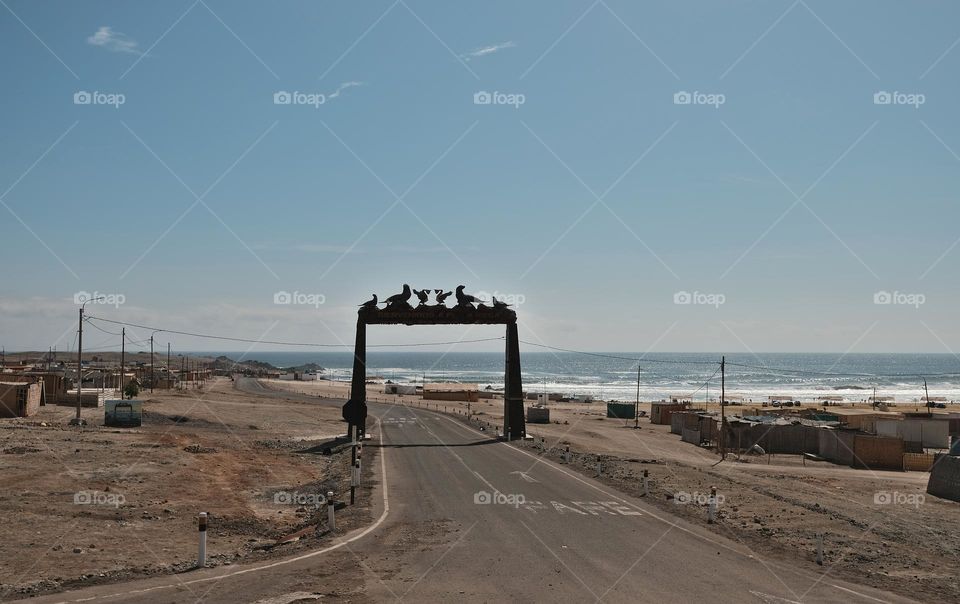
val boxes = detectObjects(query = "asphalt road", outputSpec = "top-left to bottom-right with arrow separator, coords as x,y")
19,379 -> 915,603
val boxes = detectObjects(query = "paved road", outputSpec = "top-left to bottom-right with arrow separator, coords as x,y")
20,379 -> 914,603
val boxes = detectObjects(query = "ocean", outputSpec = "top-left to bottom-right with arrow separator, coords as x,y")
204,352 -> 960,404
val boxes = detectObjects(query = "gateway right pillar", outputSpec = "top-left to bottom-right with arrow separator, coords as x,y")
503,321 -> 525,440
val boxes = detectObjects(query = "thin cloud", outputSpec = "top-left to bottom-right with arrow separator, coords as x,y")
327,81 -> 363,100
462,41 -> 516,61
87,26 -> 141,54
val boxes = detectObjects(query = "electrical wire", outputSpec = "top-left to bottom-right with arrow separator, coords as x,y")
85,315 -> 504,348
517,340 -> 721,366
685,364 -> 722,399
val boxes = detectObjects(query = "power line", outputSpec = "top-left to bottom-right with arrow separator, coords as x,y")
85,315 -> 504,349
686,363 -> 722,399
517,340 -> 721,366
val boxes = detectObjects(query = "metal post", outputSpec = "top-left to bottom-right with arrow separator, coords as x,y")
350,433 -> 357,505
708,486 -> 717,524
720,356 -> 726,458
635,364 -> 641,428
642,470 -> 649,496
197,512 -> 207,567
327,491 -> 335,531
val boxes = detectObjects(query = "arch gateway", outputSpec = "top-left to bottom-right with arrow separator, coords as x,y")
342,286 -> 526,441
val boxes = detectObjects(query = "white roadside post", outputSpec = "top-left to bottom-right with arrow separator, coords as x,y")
642,470 -> 649,496
327,491 -> 336,532
816,533 -> 824,565
197,512 -> 207,568
707,486 -> 718,524
596,455 -> 602,475
564,445 -> 571,464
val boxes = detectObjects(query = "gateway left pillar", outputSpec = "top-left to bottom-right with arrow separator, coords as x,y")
343,317 -> 367,441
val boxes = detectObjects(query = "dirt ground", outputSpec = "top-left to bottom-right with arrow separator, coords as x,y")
268,379 -> 960,603
0,377 -> 375,600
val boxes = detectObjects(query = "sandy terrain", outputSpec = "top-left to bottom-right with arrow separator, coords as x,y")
0,377 -> 374,600
266,378 -> 960,603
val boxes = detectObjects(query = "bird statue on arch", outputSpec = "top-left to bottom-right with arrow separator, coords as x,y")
455,285 -> 479,308
383,284 -> 412,309
434,289 -> 453,306
413,288 -> 430,306
359,294 -> 378,309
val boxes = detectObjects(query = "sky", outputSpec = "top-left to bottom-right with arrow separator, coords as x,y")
1,0 -> 959,355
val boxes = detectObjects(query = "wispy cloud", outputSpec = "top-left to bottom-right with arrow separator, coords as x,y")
461,41 -> 516,61
87,26 -> 141,54
327,81 -> 363,100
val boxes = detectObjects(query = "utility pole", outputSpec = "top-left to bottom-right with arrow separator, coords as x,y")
720,356 -> 726,459
181,355 -> 186,390
70,307 -> 85,425
68,296 -> 103,426
634,364 -> 641,429
120,328 -> 125,395
150,335 -> 155,393
167,343 -> 171,390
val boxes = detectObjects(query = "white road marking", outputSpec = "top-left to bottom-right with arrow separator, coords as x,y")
510,470 -> 539,483
428,409 -> 897,604
750,591 -> 803,603
828,584 -> 892,603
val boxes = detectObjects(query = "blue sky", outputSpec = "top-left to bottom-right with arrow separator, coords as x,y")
1,0 -> 959,354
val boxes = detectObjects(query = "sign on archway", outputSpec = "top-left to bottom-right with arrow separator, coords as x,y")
342,285 -> 526,440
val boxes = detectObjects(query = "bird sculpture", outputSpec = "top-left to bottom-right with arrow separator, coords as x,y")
383,284 -> 412,307
455,285 -> 478,307
359,294 -> 378,309
492,296 -> 512,309
413,288 -> 430,305
434,289 -> 453,305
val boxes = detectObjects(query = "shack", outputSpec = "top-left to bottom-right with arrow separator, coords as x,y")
651,400 -> 690,425
0,381 -> 42,418
423,383 -> 478,402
